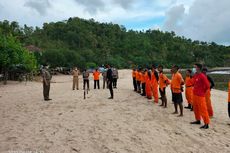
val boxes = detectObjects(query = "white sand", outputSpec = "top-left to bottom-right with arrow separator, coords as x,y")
0,70 -> 230,153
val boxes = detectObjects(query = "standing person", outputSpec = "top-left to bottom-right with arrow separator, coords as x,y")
93,68 -> 100,89
102,68 -> 108,89
202,68 -> 215,118
141,69 -> 147,96
158,65 -> 170,108
132,68 -> 137,91
184,69 -> 193,110
228,81 -> 230,120
112,67 -> 119,88
171,65 -> 184,117
190,64 -> 210,129
82,69 -> 90,90
42,64 -> 52,101
151,64 -> 159,103
146,70 -> 153,99
106,64 -> 114,99
72,67 -> 80,90
136,68 -> 142,93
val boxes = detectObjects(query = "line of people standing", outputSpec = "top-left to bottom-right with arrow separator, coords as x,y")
71,66 -> 119,91
41,65 -> 119,101
132,63 -> 230,129
80,65 -> 118,99
74,65 -> 119,99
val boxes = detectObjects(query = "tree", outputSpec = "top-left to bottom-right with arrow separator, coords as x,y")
0,34 -> 37,84
0,18 -> 228,69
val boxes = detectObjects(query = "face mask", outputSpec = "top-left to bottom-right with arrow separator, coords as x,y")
192,68 -> 197,74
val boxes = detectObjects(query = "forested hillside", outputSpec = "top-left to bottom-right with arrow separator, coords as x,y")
1,17 -> 230,69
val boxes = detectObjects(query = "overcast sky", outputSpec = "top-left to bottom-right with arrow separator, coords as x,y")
0,0 -> 229,44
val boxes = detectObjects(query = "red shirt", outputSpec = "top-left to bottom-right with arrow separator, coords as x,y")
192,73 -> 210,97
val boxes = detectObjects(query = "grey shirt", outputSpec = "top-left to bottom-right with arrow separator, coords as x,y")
102,70 -> 107,79
112,68 -> 118,79
82,71 -> 90,80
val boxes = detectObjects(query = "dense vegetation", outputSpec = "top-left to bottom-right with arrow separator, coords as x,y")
0,23 -> 37,83
0,17 -> 230,71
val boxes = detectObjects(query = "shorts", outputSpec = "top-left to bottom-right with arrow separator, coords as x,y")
159,87 -> 166,97
172,92 -> 183,103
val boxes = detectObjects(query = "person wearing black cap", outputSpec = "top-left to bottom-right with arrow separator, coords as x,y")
106,64 -> 114,99
42,64 -> 52,101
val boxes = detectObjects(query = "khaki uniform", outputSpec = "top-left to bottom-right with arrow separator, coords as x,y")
102,70 -> 108,89
72,69 -> 79,90
112,68 -> 118,88
42,69 -> 52,100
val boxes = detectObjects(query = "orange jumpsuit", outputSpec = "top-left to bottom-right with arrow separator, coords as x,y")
205,89 -> 213,117
136,72 -> 142,92
146,76 -> 152,99
190,73 -> 210,124
228,81 -> 230,102
141,72 -> 147,95
132,70 -> 136,78
185,76 -> 193,105
151,71 -> 159,103
193,95 -> 210,124
141,73 -> 146,84
136,72 -> 141,82
228,81 -> 230,118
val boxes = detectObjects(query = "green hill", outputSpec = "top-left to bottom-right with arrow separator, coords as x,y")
1,17 -> 230,69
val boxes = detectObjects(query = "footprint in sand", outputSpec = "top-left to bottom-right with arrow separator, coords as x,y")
71,147 -> 81,152
6,136 -> 17,141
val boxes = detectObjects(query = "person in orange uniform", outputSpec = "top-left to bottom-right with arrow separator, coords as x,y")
171,65 -> 184,117
202,68 -> 215,118
141,69 -> 147,96
132,68 -> 137,91
190,64 -> 210,129
158,65 -> 170,108
185,69 -> 193,110
136,68 -> 142,93
151,65 -> 159,103
93,68 -> 100,89
228,81 -> 230,119
145,70 -> 153,99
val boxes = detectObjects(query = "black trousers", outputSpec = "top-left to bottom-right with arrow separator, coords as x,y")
133,77 -> 137,91
94,80 -> 100,89
137,81 -> 141,92
228,103 -> 230,118
43,81 -> 50,100
142,83 -> 146,96
108,81 -> 113,98
113,78 -> 117,88
159,87 -> 166,97
83,80 -> 89,90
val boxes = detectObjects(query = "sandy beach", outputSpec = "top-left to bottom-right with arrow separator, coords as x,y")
0,70 -> 230,153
